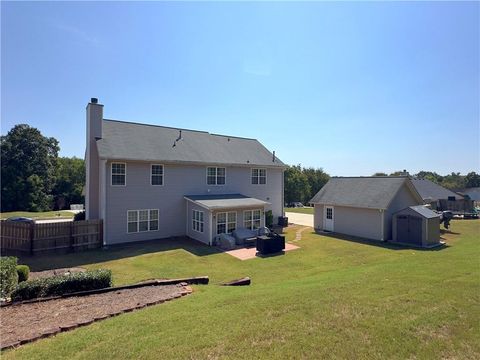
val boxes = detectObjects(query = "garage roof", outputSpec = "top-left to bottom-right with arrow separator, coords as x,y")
184,194 -> 269,210
309,177 -> 422,210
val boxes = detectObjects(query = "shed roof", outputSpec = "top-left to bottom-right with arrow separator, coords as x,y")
96,119 -> 285,167
309,177 -> 420,210
402,205 -> 440,219
410,179 -> 464,201
184,194 -> 269,210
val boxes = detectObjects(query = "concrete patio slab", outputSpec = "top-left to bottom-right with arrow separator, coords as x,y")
225,243 -> 300,260
285,212 -> 314,227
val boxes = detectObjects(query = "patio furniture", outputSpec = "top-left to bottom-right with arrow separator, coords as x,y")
218,233 -> 236,250
232,228 -> 258,246
256,233 -> 285,255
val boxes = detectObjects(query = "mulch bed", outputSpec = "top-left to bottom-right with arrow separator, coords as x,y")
0,283 -> 192,350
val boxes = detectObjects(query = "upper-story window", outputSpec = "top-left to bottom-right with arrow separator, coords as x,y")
111,163 -> 126,186
251,168 -> 267,185
207,167 -> 226,185
151,164 -> 164,186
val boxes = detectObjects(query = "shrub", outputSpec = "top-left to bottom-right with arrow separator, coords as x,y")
74,211 -> 86,221
11,269 -> 112,302
265,210 -> 274,228
16,265 -> 30,282
0,256 -> 18,298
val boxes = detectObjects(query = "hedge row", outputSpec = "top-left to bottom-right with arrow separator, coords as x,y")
0,257 -> 18,298
12,269 -> 113,302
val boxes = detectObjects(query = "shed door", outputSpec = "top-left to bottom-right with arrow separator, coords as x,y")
324,206 -> 334,232
397,215 -> 422,245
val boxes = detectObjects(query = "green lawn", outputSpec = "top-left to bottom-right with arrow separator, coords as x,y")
4,221 -> 479,359
0,211 -> 74,220
285,206 -> 314,215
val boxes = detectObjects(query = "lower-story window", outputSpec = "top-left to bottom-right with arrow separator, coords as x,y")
193,209 -> 204,233
244,209 -> 261,230
217,211 -> 237,234
127,209 -> 159,233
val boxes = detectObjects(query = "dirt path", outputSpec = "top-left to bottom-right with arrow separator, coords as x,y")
1,283 -> 191,350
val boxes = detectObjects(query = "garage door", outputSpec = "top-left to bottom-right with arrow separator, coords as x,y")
396,215 -> 422,245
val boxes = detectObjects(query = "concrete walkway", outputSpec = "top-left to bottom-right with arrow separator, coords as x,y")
285,212 -> 314,227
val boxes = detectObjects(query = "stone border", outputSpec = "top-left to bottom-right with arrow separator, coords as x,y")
1,283 -> 194,351
1,276 -> 209,307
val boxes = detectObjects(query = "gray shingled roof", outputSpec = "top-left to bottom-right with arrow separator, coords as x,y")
309,177 -> 414,209
184,194 -> 269,210
407,205 -> 440,219
96,119 -> 285,167
410,179 -> 464,201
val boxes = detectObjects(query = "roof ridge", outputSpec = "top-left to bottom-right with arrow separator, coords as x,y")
104,118 -> 258,141
103,118 -> 209,134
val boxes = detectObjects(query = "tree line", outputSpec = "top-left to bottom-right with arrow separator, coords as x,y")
372,171 -> 480,190
1,124 -> 85,212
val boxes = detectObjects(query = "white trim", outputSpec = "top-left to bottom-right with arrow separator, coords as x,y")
324,206 -> 334,232
206,166 -> 226,186
100,159 -> 107,245
209,212 -> 213,245
380,209 -> 384,241
184,197 -> 211,210
192,209 -> 204,233
216,211 -> 237,235
251,168 -> 267,185
150,164 -> 164,186
111,162 -> 127,186
126,209 -> 159,233
243,209 -> 262,230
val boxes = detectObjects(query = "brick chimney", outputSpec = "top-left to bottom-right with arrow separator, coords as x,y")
85,98 -> 103,219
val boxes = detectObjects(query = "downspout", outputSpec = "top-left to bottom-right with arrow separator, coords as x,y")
380,209 -> 385,241
209,212 -> 213,246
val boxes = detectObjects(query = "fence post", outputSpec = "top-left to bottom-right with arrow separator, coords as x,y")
29,222 -> 35,255
99,219 -> 104,247
70,221 -> 74,252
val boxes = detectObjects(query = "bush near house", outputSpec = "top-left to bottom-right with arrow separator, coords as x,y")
0,257 -> 19,298
11,269 -> 112,302
16,265 -> 30,283
74,210 -> 86,221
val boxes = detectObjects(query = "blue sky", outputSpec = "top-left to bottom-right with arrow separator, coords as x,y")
2,1 -> 479,176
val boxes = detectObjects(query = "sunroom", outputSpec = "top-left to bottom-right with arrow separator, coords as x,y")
184,194 -> 270,245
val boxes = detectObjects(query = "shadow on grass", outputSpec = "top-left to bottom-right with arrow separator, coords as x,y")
16,236 -> 222,271
316,231 -> 450,251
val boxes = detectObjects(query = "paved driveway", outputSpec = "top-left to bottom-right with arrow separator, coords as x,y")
285,212 -> 314,227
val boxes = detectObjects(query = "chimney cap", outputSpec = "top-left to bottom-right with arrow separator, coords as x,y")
90,98 -> 98,104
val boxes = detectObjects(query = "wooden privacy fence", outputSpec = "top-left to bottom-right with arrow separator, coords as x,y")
0,219 -> 103,255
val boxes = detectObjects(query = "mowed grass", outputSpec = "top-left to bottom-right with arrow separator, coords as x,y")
4,220 -> 479,359
0,211 -> 74,220
285,206 -> 314,215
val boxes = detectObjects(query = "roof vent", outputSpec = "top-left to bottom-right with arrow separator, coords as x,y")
273,151 -> 276,162
91,98 -> 98,104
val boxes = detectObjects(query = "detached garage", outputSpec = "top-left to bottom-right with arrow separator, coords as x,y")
392,206 -> 441,248
310,176 -> 425,242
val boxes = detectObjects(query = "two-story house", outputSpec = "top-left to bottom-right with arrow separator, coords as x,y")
85,98 -> 285,246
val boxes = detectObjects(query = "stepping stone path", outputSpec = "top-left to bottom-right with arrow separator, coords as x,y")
293,226 -> 310,242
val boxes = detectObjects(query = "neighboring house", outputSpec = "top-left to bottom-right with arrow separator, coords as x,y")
456,187 -> 480,206
410,178 -> 463,209
85,99 -> 286,246
410,179 -> 476,213
310,177 -> 424,241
